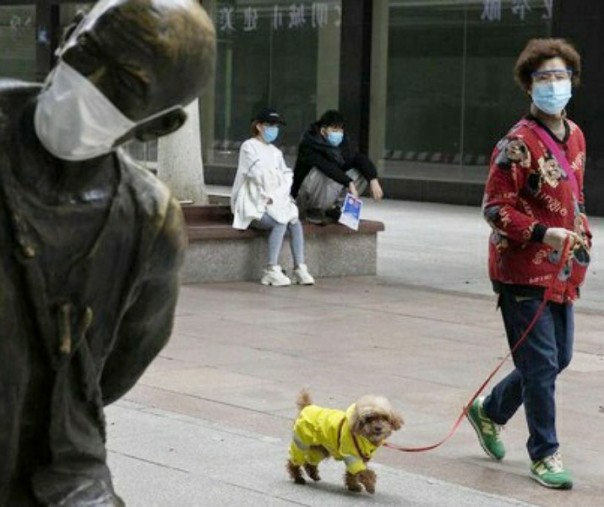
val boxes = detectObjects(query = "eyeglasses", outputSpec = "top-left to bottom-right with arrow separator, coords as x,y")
531,69 -> 573,83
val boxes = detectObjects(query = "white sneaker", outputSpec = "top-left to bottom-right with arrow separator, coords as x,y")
261,265 -> 291,287
292,264 -> 315,285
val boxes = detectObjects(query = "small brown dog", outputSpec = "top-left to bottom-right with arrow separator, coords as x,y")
286,389 -> 403,494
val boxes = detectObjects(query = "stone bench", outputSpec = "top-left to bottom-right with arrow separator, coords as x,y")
180,205 -> 384,284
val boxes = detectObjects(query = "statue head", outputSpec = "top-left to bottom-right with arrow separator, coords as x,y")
34,0 -> 216,160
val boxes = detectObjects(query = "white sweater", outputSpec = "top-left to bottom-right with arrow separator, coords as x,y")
231,138 -> 299,230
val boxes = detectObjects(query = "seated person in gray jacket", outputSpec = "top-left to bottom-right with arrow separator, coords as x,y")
291,110 -> 383,224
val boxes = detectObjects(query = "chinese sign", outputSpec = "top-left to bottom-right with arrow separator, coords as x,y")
481,0 -> 553,23
3,14 -> 34,41
217,2 -> 341,33
6,14 -> 33,33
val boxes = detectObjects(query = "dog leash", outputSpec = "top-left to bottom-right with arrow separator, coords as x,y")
384,237 -> 574,453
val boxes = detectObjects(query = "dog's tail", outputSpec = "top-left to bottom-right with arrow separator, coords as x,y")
296,388 -> 313,413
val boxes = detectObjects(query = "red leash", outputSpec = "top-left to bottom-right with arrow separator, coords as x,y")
385,238 -> 573,453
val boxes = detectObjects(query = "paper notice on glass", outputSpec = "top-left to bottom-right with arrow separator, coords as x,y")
338,193 -> 362,230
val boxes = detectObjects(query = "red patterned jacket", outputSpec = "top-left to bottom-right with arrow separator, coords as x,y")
482,116 -> 592,303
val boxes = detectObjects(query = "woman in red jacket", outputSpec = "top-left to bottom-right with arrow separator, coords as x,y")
467,38 -> 591,490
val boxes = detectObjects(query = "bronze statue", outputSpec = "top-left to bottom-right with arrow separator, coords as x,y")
0,1 -> 215,505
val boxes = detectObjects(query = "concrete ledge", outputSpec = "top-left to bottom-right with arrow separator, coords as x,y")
180,205 -> 384,284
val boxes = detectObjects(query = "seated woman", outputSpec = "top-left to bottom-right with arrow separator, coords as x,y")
231,108 -> 315,287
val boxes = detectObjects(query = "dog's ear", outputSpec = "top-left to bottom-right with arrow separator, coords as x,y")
349,406 -> 363,434
389,411 -> 404,431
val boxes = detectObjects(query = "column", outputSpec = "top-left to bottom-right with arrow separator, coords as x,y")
338,0 -> 373,153
368,0 -> 389,172
316,12 -> 340,116
157,100 -> 209,204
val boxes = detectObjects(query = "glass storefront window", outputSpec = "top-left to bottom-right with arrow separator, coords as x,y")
1,3 -> 96,82
202,0 -> 342,170
0,4 -> 36,81
383,0 -> 554,180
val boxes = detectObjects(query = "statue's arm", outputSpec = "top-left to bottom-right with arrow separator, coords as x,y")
100,199 -> 187,405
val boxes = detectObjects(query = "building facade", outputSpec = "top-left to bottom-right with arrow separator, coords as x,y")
3,1 -> 604,213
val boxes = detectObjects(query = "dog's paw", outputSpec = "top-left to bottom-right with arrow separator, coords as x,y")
286,461 -> 306,485
304,464 -> 321,481
358,469 -> 376,494
344,472 -> 363,493
347,482 -> 362,493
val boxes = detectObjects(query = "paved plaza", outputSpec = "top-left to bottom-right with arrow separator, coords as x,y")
106,199 -> 604,506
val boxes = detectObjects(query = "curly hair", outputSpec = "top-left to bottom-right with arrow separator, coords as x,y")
514,38 -> 581,91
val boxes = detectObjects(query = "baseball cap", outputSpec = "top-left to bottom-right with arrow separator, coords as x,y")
253,107 -> 286,125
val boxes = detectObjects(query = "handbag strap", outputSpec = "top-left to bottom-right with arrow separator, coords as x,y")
518,118 -> 580,201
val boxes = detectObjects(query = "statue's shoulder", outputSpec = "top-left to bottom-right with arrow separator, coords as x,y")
0,80 -> 41,134
116,149 -> 178,228
0,79 -> 41,110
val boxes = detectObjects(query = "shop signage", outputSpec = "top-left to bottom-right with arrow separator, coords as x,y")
218,2 -> 341,33
481,0 -> 553,22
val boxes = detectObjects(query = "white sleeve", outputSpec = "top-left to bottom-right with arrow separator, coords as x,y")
270,151 -> 294,203
238,142 -> 263,184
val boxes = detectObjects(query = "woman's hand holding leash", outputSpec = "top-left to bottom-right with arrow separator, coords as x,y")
543,227 -> 579,251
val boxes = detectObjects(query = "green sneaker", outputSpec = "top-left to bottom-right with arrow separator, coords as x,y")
530,451 -> 573,489
466,396 -> 505,460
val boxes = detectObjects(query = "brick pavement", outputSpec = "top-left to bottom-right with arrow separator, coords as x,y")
109,200 -> 604,506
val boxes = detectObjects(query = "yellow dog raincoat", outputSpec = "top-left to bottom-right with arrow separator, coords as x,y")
289,403 -> 378,474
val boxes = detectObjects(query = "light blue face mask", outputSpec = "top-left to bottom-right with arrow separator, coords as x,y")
327,131 -> 344,147
531,79 -> 572,115
262,125 -> 279,143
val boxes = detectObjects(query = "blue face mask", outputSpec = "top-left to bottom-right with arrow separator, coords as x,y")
531,79 -> 572,115
326,131 -> 344,147
261,125 -> 279,143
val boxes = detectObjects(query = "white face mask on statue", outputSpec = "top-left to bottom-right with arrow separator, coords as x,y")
34,59 -> 137,161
